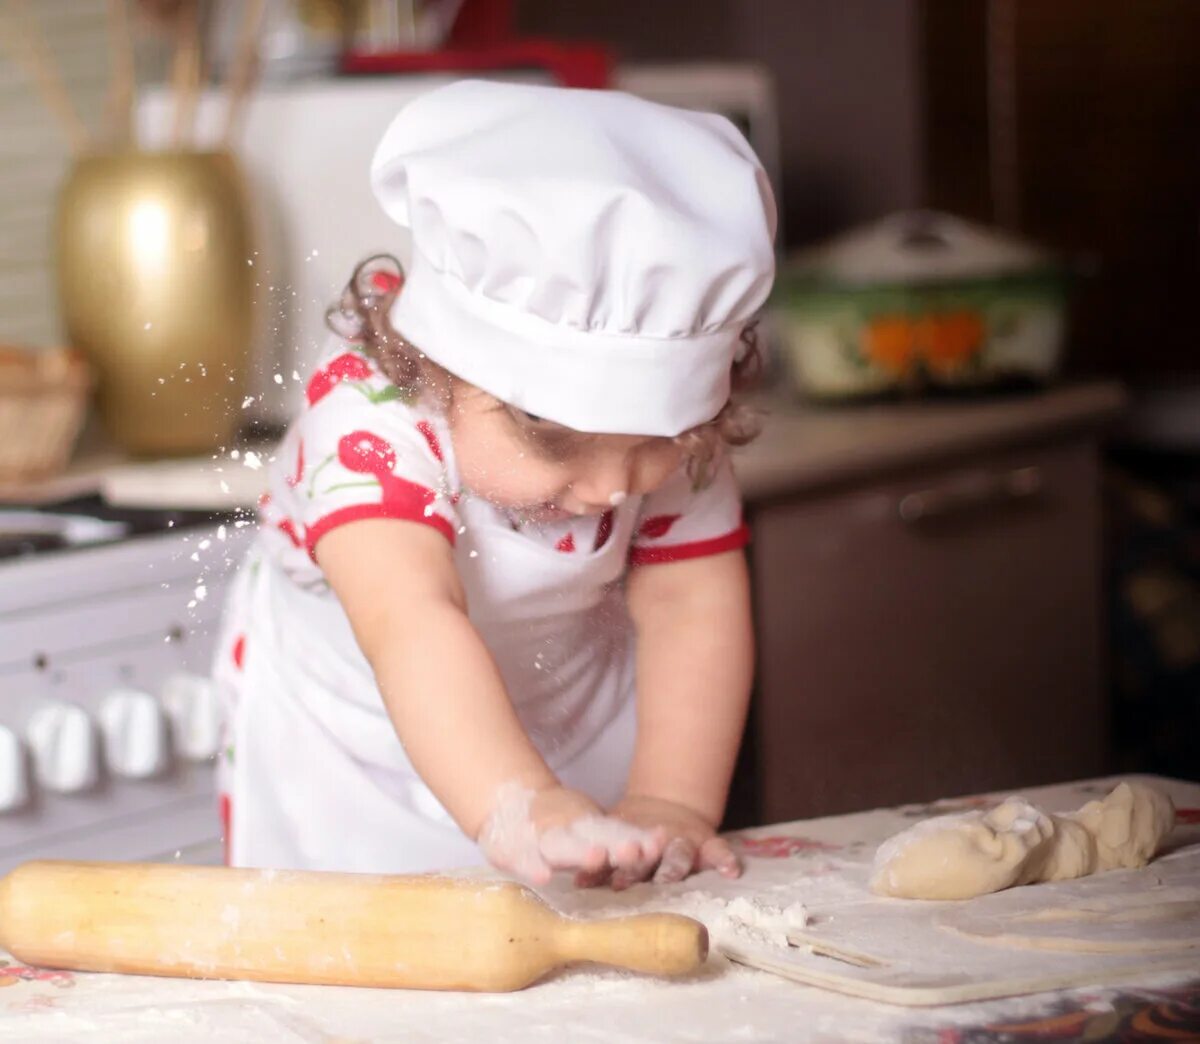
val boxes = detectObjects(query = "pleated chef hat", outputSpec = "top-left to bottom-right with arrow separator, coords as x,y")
370,80 -> 777,436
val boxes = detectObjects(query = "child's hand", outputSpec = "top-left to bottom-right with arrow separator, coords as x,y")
478,783 -> 664,886
578,795 -> 742,890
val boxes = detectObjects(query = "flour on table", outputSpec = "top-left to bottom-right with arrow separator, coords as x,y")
711,896 -> 810,948
584,889 -> 807,950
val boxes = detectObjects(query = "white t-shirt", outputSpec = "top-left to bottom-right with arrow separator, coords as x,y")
261,342 -> 747,579
244,340 -> 749,764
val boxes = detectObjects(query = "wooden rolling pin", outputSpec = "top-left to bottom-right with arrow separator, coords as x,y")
0,861 -> 706,992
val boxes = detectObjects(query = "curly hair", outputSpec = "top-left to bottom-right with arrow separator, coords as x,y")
327,254 -> 763,482
326,255 -> 423,390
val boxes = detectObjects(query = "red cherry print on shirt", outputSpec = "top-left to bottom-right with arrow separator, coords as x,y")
306,372 -> 334,406
231,634 -> 246,670
335,430 -> 443,529
415,420 -> 444,463
306,353 -> 373,406
287,438 -> 305,488
219,793 -> 232,866
329,353 -> 372,381
338,430 -> 398,477
257,489 -> 303,546
638,514 -> 681,540
593,510 -> 614,551
556,532 -> 576,553
277,518 -> 303,548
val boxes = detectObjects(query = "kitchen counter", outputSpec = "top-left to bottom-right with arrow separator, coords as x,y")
2,382 -> 1124,511
733,381 -> 1125,501
736,381 -> 1126,824
2,775 -> 1196,1043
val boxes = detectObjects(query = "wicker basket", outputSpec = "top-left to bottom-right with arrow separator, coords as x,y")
0,346 -> 91,482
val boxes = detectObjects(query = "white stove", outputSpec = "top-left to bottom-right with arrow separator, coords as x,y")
0,503 -> 253,873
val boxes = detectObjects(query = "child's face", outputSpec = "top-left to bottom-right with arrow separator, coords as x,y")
445,379 -> 683,519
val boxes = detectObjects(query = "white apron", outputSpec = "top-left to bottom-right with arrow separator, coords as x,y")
215,495 -> 640,874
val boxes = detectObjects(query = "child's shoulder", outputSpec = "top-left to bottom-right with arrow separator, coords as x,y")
265,340 -> 455,553
287,338 -> 450,479
301,339 -> 430,419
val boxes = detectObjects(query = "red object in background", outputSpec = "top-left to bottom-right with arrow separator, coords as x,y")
734,834 -> 841,858
341,42 -> 610,89
340,0 -> 610,88
446,0 -> 514,47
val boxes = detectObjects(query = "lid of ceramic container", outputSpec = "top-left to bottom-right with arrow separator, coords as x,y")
794,210 -> 1052,285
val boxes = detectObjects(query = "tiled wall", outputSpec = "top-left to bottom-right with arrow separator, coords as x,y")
0,1 -> 108,349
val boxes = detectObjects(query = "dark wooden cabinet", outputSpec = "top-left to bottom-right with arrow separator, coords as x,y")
734,398 -> 1117,825
920,0 -> 1200,383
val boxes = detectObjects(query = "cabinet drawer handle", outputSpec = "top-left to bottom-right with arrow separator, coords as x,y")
898,466 -> 1044,524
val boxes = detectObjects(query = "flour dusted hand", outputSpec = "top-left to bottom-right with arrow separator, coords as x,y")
478,784 -> 664,887
871,781 -> 1175,900
575,795 -> 742,890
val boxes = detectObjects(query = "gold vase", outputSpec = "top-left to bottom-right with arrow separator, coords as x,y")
55,150 -> 255,455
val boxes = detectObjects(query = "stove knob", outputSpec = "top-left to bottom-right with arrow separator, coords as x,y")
99,689 -> 170,780
26,702 -> 99,794
0,725 -> 30,812
161,673 -> 223,762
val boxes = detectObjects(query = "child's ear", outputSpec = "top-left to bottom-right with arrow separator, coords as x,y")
423,366 -> 455,411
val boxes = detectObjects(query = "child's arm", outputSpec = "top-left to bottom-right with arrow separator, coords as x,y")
603,548 -> 754,888
317,519 -> 659,883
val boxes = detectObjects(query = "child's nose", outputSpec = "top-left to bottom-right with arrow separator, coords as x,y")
571,459 -> 634,511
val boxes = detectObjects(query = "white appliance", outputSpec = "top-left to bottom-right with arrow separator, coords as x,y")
0,514 -> 253,873
138,64 -> 780,426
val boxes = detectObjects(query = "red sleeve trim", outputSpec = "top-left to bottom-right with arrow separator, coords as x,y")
629,523 -> 750,565
219,793 -> 232,866
416,420 -> 445,463
305,501 -> 456,559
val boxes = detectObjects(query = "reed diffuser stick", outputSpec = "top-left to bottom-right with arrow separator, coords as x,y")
104,0 -> 137,147
220,0 -> 267,148
169,0 -> 201,147
1,0 -> 90,153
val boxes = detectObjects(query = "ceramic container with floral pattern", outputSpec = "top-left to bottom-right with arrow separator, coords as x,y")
774,211 -> 1069,401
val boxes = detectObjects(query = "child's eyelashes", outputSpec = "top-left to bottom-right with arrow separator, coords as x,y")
506,404 -> 558,429
503,405 -> 588,458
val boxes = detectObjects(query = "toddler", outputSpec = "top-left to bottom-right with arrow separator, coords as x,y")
214,80 -> 776,888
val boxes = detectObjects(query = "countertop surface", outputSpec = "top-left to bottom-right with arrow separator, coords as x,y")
2,382 -> 1125,511
2,773 -> 1197,1044
733,381 -> 1126,501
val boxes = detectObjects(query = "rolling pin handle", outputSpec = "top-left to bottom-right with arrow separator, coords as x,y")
553,913 -> 708,977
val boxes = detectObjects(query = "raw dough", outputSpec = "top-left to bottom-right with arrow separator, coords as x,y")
870,782 -> 1175,900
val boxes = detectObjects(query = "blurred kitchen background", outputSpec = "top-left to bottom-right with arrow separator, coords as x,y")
0,0 -> 1197,870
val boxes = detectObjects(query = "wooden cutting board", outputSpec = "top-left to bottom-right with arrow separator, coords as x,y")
721,845 -> 1200,1006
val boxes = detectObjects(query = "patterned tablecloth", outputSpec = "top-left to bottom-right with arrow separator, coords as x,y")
2,775 -> 1198,1043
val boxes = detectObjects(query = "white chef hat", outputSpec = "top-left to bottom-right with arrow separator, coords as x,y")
370,80 -> 776,436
